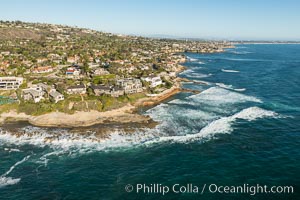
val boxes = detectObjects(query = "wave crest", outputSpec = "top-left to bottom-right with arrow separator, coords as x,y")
0,155 -> 30,188
222,69 -> 240,73
147,106 -> 278,144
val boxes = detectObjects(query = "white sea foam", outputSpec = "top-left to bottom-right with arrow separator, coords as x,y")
216,83 -> 234,90
223,57 -> 270,62
187,87 -> 261,104
179,69 -> 194,75
145,106 -> 278,144
4,148 -> 21,153
222,69 -> 240,73
0,155 -> 30,188
186,73 -> 212,78
0,128 -> 160,154
228,50 -> 252,55
199,106 -> 277,135
0,106 -> 276,155
234,88 -> 246,92
235,46 -> 248,49
216,83 -> 246,92
179,69 -> 211,78
0,86 -> 272,155
187,56 -> 198,62
193,80 -> 212,85
0,177 -> 21,188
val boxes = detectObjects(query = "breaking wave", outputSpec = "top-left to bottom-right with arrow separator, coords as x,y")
179,69 -> 194,75
186,73 -> 212,79
216,83 -> 246,92
228,50 -> 252,55
187,56 -> 198,62
234,88 -> 246,92
186,87 -> 261,105
216,83 -> 234,90
0,155 -> 30,188
193,80 -> 212,85
145,106 -> 278,144
221,57 -> 268,62
4,148 -> 21,153
180,69 -> 211,78
199,106 -> 277,136
222,69 -> 240,73
0,87 -> 276,159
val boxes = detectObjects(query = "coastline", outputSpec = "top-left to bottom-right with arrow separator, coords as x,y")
0,84 -> 183,128
0,53 -> 218,129
0,21 -> 233,130
0,64 -> 188,128
0,46 -> 229,129
0,105 -> 150,128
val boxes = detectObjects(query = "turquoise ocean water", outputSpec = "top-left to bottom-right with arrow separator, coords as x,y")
0,44 -> 299,199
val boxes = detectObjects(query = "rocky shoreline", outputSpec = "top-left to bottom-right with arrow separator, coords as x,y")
0,84 -> 184,128
0,63 -> 190,129
0,105 -> 151,128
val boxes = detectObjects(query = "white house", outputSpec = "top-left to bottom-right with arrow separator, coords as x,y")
116,78 -> 143,94
49,89 -> 64,103
22,87 -> 44,103
0,77 -> 23,90
142,76 -> 163,88
139,65 -> 149,71
67,84 -> 86,94
92,68 -> 109,76
66,66 -> 81,77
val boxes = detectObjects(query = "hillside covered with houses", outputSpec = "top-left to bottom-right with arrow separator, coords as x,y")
0,21 -> 232,115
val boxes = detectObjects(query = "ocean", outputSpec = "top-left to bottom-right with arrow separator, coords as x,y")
0,44 -> 299,199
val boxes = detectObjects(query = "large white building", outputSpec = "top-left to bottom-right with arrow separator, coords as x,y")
116,78 -> 143,94
0,77 -> 24,90
22,85 -> 45,103
142,76 -> 163,88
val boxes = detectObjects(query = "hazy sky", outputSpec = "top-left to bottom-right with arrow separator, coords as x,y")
1,0 -> 300,40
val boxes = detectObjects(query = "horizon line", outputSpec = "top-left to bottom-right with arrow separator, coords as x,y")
1,19 -> 300,42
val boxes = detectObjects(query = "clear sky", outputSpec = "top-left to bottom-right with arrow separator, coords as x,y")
1,0 -> 300,40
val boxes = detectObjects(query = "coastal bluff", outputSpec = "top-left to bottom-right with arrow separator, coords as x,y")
0,85 -> 183,128
0,104 -> 152,128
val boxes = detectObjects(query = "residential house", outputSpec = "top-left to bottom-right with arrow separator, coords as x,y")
22,87 -> 44,103
66,66 -> 81,77
36,58 -> 48,63
67,55 -> 79,63
0,61 -> 10,69
67,84 -> 86,94
49,89 -> 64,103
139,65 -> 150,71
110,86 -> 124,97
90,85 -> 111,96
92,68 -> 110,76
90,85 -> 124,97
48,54 -> 63,64
142,76 -> 163,88
88,63 -> 100,69
0,77 -> 23,90
1,51 -> 10,56
32,66 -> 53,74
116,78 -> 143,94
36,83 -> 53,94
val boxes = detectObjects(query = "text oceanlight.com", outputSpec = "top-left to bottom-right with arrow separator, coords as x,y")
124,183 -> 294,196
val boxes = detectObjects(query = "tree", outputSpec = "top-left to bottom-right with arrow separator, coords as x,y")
87,87 -> 94,96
